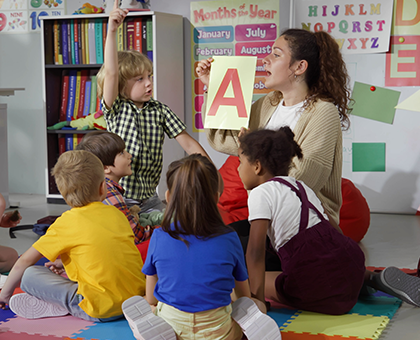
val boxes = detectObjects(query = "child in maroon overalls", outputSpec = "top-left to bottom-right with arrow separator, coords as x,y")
237,127 -> 420,314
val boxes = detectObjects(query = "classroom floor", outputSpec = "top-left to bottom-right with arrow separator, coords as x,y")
0,194 -> 419,339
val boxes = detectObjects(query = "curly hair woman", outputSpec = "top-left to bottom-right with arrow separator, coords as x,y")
197,28 -> 352,225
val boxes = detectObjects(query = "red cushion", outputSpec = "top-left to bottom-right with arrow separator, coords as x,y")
339,178 -> 370,242
216,157 -> 370,242
217,156 -> 249,225
136,239 -> 150,264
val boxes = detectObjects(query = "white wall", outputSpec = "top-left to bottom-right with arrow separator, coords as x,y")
0,34 -> 46,195
1,0 -> 289,195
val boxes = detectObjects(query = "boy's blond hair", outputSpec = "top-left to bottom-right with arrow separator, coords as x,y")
52,150 -> 105,207
97,51 -> 153,100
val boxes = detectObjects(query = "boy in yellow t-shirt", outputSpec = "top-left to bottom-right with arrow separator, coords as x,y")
0,150 -> 145,321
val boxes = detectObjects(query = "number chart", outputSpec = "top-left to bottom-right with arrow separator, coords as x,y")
0,0 -> 65,33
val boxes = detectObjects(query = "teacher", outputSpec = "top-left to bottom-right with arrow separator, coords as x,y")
196,28 -> 352,225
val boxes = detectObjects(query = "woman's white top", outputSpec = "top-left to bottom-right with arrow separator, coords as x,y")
264,99 -> 304,131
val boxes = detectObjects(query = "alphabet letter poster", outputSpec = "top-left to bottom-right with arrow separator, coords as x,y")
292,0 -> 394,54
204,56 -> 256,130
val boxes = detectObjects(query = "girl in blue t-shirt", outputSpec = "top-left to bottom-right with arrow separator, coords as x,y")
122,154 -> 281,340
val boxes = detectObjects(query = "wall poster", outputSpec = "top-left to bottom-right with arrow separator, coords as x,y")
190,0 -> 280,132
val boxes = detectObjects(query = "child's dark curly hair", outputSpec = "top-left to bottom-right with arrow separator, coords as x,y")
239,127 -> 303,176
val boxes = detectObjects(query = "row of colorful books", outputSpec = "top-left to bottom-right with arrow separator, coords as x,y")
58,134 -> 84,154
59,69 -> 101,122
51,16 -> 153,66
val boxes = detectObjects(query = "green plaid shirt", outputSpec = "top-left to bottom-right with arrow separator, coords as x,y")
103,96 -> 186,200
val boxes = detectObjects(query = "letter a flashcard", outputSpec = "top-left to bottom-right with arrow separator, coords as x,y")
204,56 -> 257,130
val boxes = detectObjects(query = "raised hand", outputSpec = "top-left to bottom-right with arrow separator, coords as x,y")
195,57 -> 213,88
108,0 -> 128,33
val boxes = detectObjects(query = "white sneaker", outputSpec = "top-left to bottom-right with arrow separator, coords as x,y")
232,297 -> 282,340
122,296 -> 176,340
9,293 -> 69,319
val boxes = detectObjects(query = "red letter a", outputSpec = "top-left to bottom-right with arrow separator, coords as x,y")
207,68 -> 247,118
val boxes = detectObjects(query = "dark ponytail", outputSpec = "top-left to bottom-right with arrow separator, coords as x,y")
239,127 -> 303,176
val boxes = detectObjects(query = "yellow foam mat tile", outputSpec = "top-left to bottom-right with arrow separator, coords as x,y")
281,312 -> 390,339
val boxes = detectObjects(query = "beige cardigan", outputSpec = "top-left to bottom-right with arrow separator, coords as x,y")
205,92 -> 343,224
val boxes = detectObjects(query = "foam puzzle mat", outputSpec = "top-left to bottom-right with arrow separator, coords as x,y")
0,264 -> 407,340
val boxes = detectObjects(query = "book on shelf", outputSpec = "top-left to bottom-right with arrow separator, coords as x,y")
89,75 -> 98,114
58,136 -> 66,156
88,20 -> 97,64
53,20 -> 61,65
61,20 -> 69,65
95,18 -> 104,64
134,17 -> 142,53
146,18 -> 153,61
102,21 -> 107,57
65,134 -> 73,151
66,70 -> 77,121
72,19 -> 80,65
84,19 -> 90,64
59,71 -> 69,122
96,95 -> 101,112
73,71 -> 82,119
77,70 -> 89,119
73,133 -> 79,150
45,23 -> 54,65
126,18 -> 135,51
80,21 -> 86,64
67,21 -> 72,64
141,19 -> 147,57
70,20 -> 76,64
77,20 -> 83,65
82,80 -> 92,117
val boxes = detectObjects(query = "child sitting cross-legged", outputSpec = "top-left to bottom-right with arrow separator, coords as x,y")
76,130 -> 159,246
0,150 -> 145,321
238,127 -> 420,315
122,154 -> 281,340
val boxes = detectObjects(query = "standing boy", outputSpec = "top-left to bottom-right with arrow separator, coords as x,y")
97,0 -> 212,212
0,150 -> 145,321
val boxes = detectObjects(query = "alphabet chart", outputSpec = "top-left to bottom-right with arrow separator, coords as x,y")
0,0 -> 65,33
190,0 -> 279,131
291,0 -> 394,54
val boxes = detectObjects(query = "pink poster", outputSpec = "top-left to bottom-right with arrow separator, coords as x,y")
190,0 -> 279,131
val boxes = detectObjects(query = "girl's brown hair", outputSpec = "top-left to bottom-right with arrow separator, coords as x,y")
97,50 -> 153,99
271,29 -> 351,130
239,127 -> 303,176
161,154 -> 230,244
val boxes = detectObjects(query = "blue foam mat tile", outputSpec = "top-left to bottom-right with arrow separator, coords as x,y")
0,307 -> 16,323
349,296 -> 402,318
69,318 -> 134,340
268,307 -> 300,327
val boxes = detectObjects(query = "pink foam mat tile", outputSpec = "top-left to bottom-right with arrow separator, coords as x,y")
0,330 -> 69,340
2,315 -> 94,338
